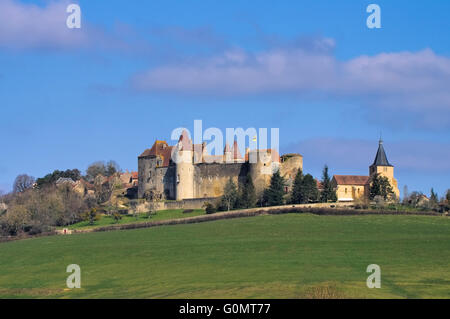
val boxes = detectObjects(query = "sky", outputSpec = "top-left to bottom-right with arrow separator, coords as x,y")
0,0 -> 449,197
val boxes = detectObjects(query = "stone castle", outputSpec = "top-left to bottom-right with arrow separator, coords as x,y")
138,130 -> 303,201
138,130 -> 399,203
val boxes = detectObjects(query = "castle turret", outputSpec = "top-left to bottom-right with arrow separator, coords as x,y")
248,149 -> 278,196
175,130 -> 194,200
223,142 -> 232,163
369,139 -> 400,198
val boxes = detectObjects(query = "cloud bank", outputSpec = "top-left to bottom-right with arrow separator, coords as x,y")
132,43 -> 450,128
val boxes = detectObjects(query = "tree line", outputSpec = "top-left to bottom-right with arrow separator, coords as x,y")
205,165 -> 338,214
0,160 -> 122,237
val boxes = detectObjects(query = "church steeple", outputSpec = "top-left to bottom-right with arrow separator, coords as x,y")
372,139 -> 393,167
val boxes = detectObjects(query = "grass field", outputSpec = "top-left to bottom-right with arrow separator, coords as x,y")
63,209 -> 205,230
0,213 -> 449,298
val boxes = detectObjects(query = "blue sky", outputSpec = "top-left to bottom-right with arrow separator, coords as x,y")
0,0 -> 449,197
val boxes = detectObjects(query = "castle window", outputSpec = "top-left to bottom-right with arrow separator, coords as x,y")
384,167 -> 387,172
177,174 -> 180,183
345,188 -> 347,193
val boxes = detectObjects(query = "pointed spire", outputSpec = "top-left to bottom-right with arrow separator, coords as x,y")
224,142 -> 231,153
231,140 -> 243,160
372,139 -> 393,167
178,130 -> 192,151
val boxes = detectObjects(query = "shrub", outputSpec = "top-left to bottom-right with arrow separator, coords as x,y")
203,202 -> 216,214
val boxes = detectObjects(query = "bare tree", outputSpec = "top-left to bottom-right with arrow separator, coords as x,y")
13,174 -> 35,193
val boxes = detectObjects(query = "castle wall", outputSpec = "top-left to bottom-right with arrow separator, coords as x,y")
193,163 -> 248,198
138,156 -> 154,199
138,156 -> 176,200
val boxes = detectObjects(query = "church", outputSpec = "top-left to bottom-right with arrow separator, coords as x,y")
331,139 -> 400,201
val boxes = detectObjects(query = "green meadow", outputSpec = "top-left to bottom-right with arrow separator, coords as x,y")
0,213 -> 449,298
64,209 -> 205,230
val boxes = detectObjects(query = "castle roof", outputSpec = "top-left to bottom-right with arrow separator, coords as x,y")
224,142 -> 231,153
333,175 -> 370,186
139,140 -> 174,167
231,140 -> 243,160
372,139 -> 393,167
178,130 -> 192,151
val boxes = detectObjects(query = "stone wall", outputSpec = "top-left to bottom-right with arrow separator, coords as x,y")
193,162 -> 248,198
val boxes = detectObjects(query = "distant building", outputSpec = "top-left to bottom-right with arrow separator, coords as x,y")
331,139 -> 400,202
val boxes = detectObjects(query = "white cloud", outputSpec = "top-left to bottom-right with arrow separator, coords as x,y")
0,0 -> 89,50
131,45 -> 450,128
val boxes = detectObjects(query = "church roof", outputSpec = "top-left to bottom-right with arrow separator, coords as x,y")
372,139 -> 393,167
333,175 -> 370,186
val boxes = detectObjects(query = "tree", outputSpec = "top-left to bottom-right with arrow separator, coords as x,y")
83,208 -> 100,225
86,162 -> 107,182
290,170 -> 319,204
35,169 -> 81,188
106,160 -> 121,176
238,173 -> 257,209
370,174 -> 394,200
319,165 -> 337,203
290,169 -> 304,204
13,174 -> 35,193
302,174 -> 320,203
203,202 -> 217,214
220,178 -> 238,211
264,170 -> 286,206
430,188 -> 438,204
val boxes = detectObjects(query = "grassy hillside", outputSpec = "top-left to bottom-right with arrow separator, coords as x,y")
63,209 -> 205,230
0,213 -> 449,298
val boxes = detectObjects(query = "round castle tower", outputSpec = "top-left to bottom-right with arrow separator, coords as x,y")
175,130 -> 194,200
248,149 -> 279,196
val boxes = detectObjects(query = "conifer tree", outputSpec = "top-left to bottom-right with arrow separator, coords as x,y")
239,173 -> 257,209
370,174 -> 394,200
430,188 -> 438,204
290,168 -> 304,204
302,174 -> 320,203
264,170 -> 286,207
319,165 -> 337,203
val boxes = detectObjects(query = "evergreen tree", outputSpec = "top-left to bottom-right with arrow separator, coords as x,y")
264,170 -> 286,206
430,188 -> 438,204
319,165 -> 337,203
238,173 -> 257,209
302,174 -> 320,203
220,178 -> 238,211
290,169 -> 304,204
370,174 -> 394,200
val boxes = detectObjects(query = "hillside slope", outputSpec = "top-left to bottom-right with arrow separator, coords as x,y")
0,214 -> 449,298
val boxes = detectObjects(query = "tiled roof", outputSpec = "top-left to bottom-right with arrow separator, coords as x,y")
178,130 -> 192,151
138,140 -> 174,167
231,140 -> 243,160
333,175 -> 370,185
